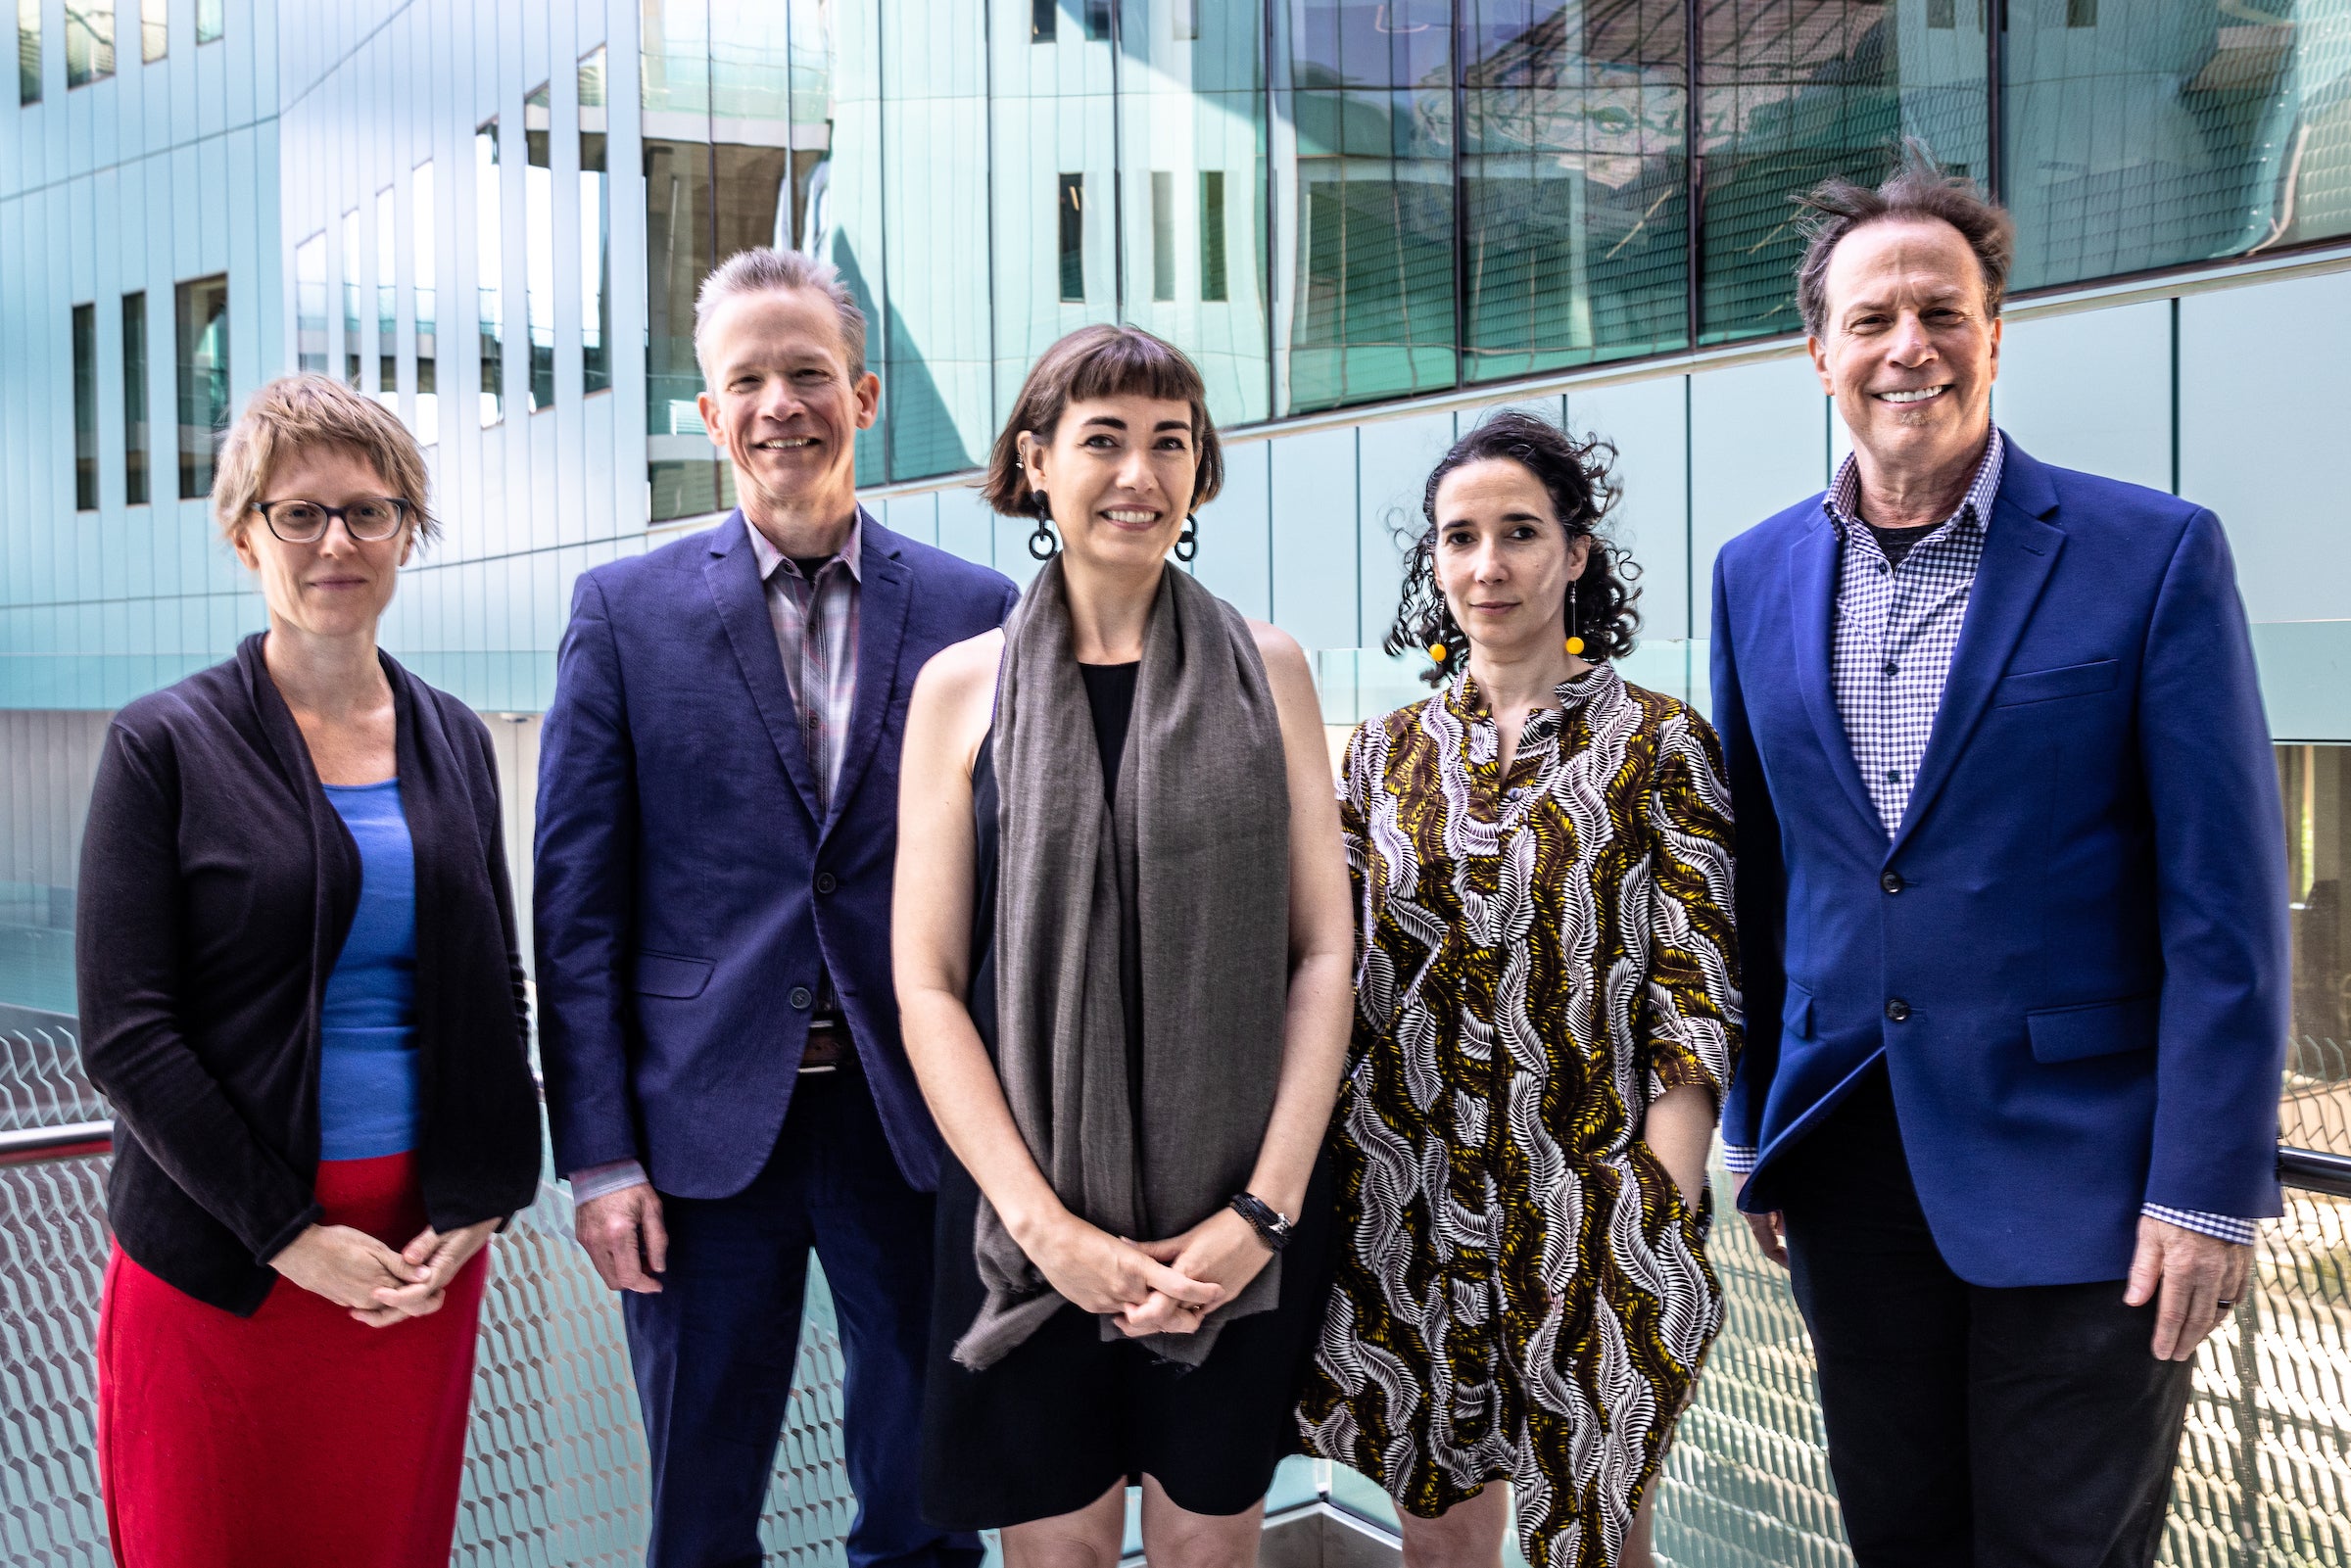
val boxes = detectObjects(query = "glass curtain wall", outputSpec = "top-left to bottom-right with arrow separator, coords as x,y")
414,161 -> 438,445
196,0 -> 218,44
478,119 -> 504,425
295,231 -> 327,373
72,304 -> 97,511
174,273 -> 228,499
342,207 -> 362,390
525,81 -> 556,411
19,0 -> 36,104
2280,744 -> 2351,1149
141,0 -> 164,62
376,185 -> 398,409
122,291 -> 149,505
65,0 -> 112,86
582,47 -> 613,396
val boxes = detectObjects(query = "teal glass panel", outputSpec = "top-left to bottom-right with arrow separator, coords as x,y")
174,273 -> 229,499
2004,0 -> 2351,291
1461,1 -> 1689,382
72,305 -> 97,512
1699,0 -> 1988,344
121,292 -> 149,505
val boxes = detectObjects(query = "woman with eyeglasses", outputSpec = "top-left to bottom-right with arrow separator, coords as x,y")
77,374 -> 541,1568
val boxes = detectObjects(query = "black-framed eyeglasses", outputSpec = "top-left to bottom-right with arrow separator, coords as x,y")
251,497 -> 411,544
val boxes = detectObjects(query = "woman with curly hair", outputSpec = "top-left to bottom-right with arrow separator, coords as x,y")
1295,411 -> 1742,1568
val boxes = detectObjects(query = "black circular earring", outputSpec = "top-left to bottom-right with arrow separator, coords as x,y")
1027,491 -> 1059,561
1174,513 -> 1199,562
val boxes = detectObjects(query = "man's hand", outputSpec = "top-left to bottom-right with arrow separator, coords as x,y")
576,1181 -> 669,1293
1731,1173 -> 1788,1267
2125,1214 -> 2250,1361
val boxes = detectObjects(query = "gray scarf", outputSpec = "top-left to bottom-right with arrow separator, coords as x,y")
954,558 -> 1291,1371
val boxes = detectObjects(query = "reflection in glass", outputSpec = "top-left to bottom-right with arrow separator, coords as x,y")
477,119 -> 504,425
1034,0 -> 1057,42
1059,173 -> 1087,301
1201,169 -> 1228,300
175,272 -> 229,499
295,230 -> 327,374
195,0 -> 217,43
525,81 -> 554,411
581,46 -> 611,396
141,0 -> 164,62
19,0 -> 38,104
72,304 -> 97,511
121,291 -> 148,505
122,291 -> 149,505
376,185 -> 399,410
2005,0 -> 2351,290
342,207 -> 362,390
645,0 -> 720,521
1462,0 -> 1688,382
2280,744 -> 2351,1153
1279,0 -> 1458,412
1153,171 -> 1177,300
1700,0 -> 1987,344
413,161 -> 437,445
65,0 -> 112,86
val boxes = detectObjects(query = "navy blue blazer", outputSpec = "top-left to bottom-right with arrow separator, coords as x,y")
535,508 -> 1018,1198
1711,440 -> 2288,1287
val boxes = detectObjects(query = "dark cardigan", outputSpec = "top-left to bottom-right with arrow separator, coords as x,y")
75,635 -> 543,1315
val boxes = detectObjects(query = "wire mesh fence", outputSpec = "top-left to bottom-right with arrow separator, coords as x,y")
5,1022 -> 2351,1566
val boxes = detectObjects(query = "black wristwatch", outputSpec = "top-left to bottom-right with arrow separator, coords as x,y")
1227,1191 -> 1294,1253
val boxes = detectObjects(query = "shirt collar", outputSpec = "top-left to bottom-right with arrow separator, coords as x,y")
746,506 -> 865,586
1823,426 -> 2006,544
1447,659 -> 1621,730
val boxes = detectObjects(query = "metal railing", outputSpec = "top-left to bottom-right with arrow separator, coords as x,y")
7,1022 -> 2351,1567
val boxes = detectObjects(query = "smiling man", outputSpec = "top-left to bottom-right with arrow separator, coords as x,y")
1708,150 -> 2288,1565
535,249 -> 1017,1568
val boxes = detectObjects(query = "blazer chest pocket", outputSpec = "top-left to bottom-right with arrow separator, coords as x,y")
2027,994 -> 2157,1064
632,951 -> 714,999
1993,658 -> 2118,708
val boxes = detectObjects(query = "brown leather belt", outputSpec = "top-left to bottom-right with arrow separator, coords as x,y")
799,1014 -> 852,1073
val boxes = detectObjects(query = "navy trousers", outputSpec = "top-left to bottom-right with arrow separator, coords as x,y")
622,1068 -> 982,1568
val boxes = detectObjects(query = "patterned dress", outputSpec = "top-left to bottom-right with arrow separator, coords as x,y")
1296,663 -> 1742,1568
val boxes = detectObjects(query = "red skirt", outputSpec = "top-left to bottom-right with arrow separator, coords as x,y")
96,1152 -> 490,1568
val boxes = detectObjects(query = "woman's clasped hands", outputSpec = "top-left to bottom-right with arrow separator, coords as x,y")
1018,1205 -> 1277,1337
270,1217 -> 498,1327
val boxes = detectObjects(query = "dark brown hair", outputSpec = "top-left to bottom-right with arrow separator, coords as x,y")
1384,410 -> 1640,685
1795,139 -> 2016,341
981,324 -> 1224,517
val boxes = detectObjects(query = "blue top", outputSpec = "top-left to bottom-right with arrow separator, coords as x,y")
317,778 -> 421,1160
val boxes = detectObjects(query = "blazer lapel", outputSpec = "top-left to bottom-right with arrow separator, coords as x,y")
702,510 -> 823,824
1786,516 -> 1887,838
823,510 -> 911,838
1888,452 -> 2065,858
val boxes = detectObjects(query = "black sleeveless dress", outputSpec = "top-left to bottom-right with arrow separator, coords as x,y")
917,663 -> 1335,1528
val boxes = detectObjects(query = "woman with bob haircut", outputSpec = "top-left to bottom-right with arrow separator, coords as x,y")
77,373 -> 542,1568
1295,411 -> 1742,1568
892,323 -> 1354,1564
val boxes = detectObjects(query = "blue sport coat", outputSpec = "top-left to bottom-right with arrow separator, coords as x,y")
535,508 -> 1019,1198
1711,439 -> 2288,1286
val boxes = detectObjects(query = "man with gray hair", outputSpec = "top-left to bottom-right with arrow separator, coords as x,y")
1710,149 -> 2287,1564
536,247 -> 1018,1568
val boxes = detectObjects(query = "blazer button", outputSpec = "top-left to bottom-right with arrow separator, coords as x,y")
815,872 -> 838,894
1881,871 -> 1905,893
1885,998 -> 1911,1022
790,986 -> 813,1010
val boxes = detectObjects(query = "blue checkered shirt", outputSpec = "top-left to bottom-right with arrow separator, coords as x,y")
1723,430 -> 2254,1248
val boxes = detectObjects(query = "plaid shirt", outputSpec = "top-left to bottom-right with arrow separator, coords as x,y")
566,510 -> 865,1205
1724,429 -> 2253,1248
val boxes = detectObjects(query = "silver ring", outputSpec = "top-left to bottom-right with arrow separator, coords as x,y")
2216,1298 -> 2235,1310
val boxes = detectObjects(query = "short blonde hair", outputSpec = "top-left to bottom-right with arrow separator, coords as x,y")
212,374 -> 437,546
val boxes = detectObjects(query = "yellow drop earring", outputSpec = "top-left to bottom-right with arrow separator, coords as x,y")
1564,578 -> 1585,657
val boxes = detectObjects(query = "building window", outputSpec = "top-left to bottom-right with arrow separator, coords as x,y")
1151,171 -> 1176,302
174,273 -> 228,499
294,231 -> 327,373
1058,173 -> 1085,303
341,207 -> 361,390
1083,0 -> 1111,41
1928,0 -> 1956,26
413,161 -> 437,445
375,185 -> 398,410
580,45 -> 611,397
1200,170 -> 1227,303
1032,0 -> 1054,42
2281,744 -> 2351,1152
2066,0 -> 2096,24
476,118 -> 504,426
525,80 -> 554,411
66,0 -> 113,86
72,304 -> 98,512
121,291 -> 148,505
1173,0 -> 1199,41
19,0 -> 39,105
195,0 -> 218,44
141,0 -> 165,61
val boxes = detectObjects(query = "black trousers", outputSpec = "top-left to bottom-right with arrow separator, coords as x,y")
1771,1067 -> 2193,1568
